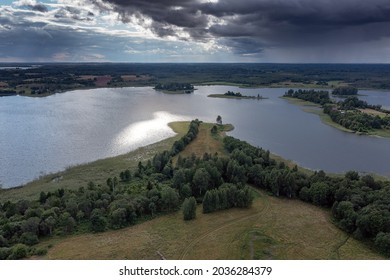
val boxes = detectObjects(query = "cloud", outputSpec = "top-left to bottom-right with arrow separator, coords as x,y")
0,2 -> 225,62
2,0 -> 390,62
89,0 -> 390,58
14,0 -> 48,13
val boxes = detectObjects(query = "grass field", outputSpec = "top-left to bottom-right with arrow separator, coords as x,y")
35,189 -> 383,260
173,123 -> 233,160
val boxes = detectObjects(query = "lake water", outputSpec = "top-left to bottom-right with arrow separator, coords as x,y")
1,86 -> 390,188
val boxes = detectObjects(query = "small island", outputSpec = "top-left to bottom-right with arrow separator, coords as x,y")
154,82 -> 195,94
208,91 -> 267,100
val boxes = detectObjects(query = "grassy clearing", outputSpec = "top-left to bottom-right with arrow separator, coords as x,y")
358,108 -> 388,118
173,123 -> 232,161
35,189 -> 383,260
0,122 -> 189,203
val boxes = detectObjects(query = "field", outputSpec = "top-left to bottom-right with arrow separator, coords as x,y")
24,121 -> 384,260
35,189 -> 382,260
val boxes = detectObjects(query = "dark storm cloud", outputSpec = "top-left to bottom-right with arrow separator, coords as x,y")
90,0 -> 210,38
54,6 -> 94,22
91,0 -> 390,54
30,3 -> 48,13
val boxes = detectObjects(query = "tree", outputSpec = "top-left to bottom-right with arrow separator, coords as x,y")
39,191 -> 47,204
180,183 -> 192,198
192,168 -> 210,196
211,125 -> 218,134
8,244 -> 28,260
375,232 -> 390,256
90,209 -> 107,232
216,115 -> 222,125
309,182 -> 333,206
109,207 -> 127,229
161,187 -> 180,212
20,232 -> 39,246
183,197 -> 197,220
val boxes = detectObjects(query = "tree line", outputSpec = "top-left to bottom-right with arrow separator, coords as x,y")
332,87 -> 358,96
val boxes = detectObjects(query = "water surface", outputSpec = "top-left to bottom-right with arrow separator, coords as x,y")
1,86 -> 390,188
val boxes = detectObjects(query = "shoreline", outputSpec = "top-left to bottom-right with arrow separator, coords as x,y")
281,96 -> 390,138
0,121 -> 189,201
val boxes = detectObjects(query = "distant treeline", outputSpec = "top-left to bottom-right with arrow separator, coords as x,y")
332,87 -> 358,96
0,90 -> 17,96
284,89 -> 331,105
284,89 -> 390,133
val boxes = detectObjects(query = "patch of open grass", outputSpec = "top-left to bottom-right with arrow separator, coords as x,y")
36,190 -> 384,260
173,122 -> 232,160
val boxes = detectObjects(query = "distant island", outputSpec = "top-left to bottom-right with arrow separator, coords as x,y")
208,91 -> 267,100
154,83 -> 194,94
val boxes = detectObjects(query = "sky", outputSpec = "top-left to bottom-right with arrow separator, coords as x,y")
1,0 -> 390,63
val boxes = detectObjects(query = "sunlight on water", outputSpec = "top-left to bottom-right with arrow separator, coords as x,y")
113,111 -> 190,153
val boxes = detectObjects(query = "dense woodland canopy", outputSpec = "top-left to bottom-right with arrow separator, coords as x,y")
1,120 -> 390,259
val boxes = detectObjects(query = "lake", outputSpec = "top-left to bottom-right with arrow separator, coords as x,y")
1,86 -> 390,188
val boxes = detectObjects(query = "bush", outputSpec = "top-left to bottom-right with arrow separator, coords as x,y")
0,235 -> 8,247
20,232 -> 39,246
90,210 -> 107,232
183,197 -> 197,221
375,232 -> 390,256
8,244 -> 28,260
0,247 -> 11,260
